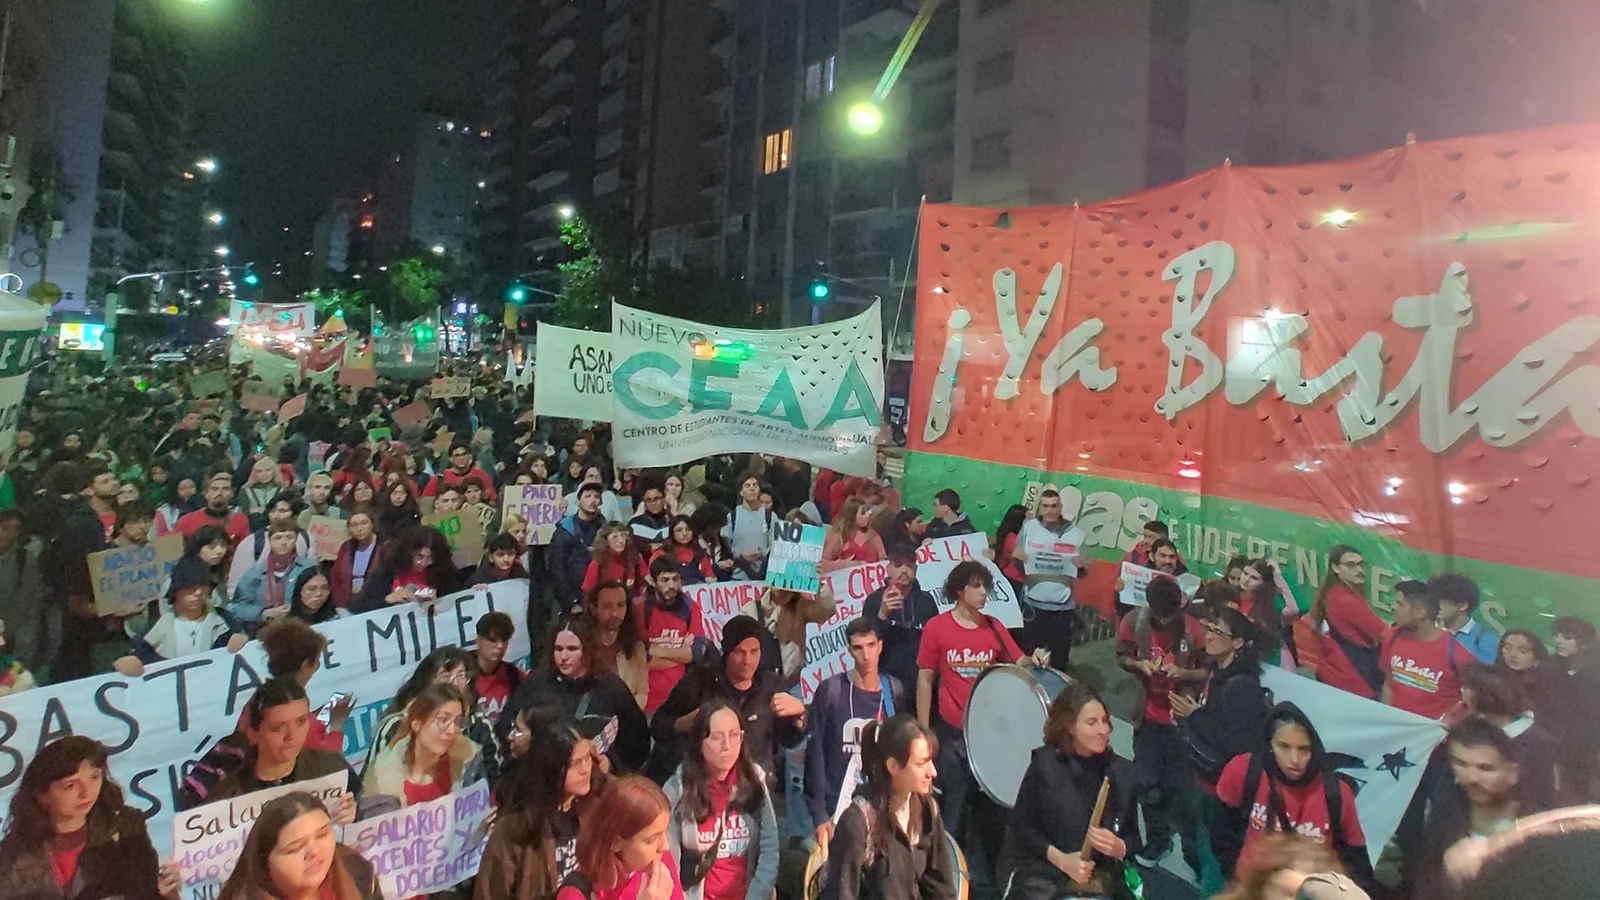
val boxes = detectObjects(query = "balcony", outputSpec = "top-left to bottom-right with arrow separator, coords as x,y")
529,169 -> 571,193
842,0 -> 916,41
538,35 -> 575,69
536,71 -> 574,102
103,107 -> 141,142
530,133 -> 572,165
540,3 -> 579,36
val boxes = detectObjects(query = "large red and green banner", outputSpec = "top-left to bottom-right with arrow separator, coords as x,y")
905,124 -> 1600,637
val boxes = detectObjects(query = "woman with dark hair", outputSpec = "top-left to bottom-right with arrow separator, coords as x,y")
0,736 -> 175,900
287,569 -> 346,624
993,504 -> 1028,599
553,776 -> 683,900
1172,609 -> 1268,790
359,683 -> 486,818
690,506 -> 736,582
663,702 -> 778,900
1546,616 -> 1600,803
1309,546 -> 1386,700
1212,703 -> 1373,891
585,583 -> 650,710
354,527 -> 461,612
330,446 -> 379,504
477,720 -> 607,900
341,481 -> 377,519
656,516 -> 711,586
329,508 -> 378,609
817,714 -> 953,900
1237,559 -> 1293,669
1006,683 -> 1137,900
218,792 -> 381,900
500,614 -> 649,773
375,480 -> 421,539
583,524 -> 647,596
1494,628 -> 1552,724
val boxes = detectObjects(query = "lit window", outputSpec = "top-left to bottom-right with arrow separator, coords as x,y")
824,55 -> 835,92
762,128 -> 793,174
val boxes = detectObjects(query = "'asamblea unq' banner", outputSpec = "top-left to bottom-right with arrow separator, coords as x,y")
535,322 -> 614,421
905,124 -> 1600,637
610,303 -> 885,477
0,582 -> 530,858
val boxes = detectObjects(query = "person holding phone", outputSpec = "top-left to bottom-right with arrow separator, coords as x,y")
862,546 -> 939,690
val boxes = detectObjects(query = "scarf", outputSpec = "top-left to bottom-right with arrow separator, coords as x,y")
263,552 -> 296,611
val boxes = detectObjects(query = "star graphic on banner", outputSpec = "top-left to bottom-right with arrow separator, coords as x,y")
1377,748 -> 1416,781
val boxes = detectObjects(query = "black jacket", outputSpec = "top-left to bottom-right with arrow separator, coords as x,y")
499,670 -> 651,773
0,806 -> 162,900
1007,746 -> 1140,900
922,515 -> 975,542
804,671 -> 907,827
646,665 -> 804,783
818,795 -> 955,900
861,583 -> 940,691
1180,657 -> 1268,774
547,511 -> 602,605
352,561 -> 463,613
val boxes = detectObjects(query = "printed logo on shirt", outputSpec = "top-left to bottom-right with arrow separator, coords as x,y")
945,647 -> 996,680
1248,801 -> 1328,844
651,627 -> 689,650
555,836 -> 578,880
842,716 -> 873,758
1389,654 -> 1445,694
698,811 -> 752,859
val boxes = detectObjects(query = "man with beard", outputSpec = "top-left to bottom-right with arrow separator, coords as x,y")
1417,718 -> 1540,900
633,556 -> 706,714
549,483 -> 605,610
176,469 -> 250,544
861,545 -> 939,689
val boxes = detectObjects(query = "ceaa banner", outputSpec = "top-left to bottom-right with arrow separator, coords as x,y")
1259,668 -> 1446,864
610,303 -> 885,477
535,322 -> 613,421
0,582 -> 530,857
0,293 -> 43,470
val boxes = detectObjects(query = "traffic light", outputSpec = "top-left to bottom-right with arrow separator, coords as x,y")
809,278 -> 831,301
242,264 -> 260,287
507,283 -> 528,303
413,320 -> 437,341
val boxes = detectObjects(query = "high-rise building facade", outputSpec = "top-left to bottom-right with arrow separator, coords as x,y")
373,111 -> 489,263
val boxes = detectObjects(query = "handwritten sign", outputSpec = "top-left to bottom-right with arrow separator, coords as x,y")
307,516 -> 348,562
1118,562 -> 1161,607
766,521 -> 825,594
346,782 -> 492,899
916,533 -> 1023,627
87,535 -> 184,616
338,361 -> 376,389
173,771 -> 346,900
392,400 -> 430,430
501,484 -> 563,544
430,375 -> 471,399
426,511 -> 484,568
308,441 -> 331,472
277,392 -> 307,424
798,563 -> 884,700
683,581 -> 766,645
468,502 -> 497,534
241,381 -> 280,413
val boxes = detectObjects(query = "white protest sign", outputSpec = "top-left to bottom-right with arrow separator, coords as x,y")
683,580 -> 767,645
1022,533 -> 1078,576
174,772 -> 347,900
501,483 -> 563,545
346,782 -> 493,898
307,515 -> 348,563
534,322 -> 613,421
1259,668 -> 1446,864
0,582 -> 530,858
1118,561 -> 1159,608
916,533 -> 1022,628
799,562 -> 888,701
229,301 -> 316,339
767,521 -> 825,594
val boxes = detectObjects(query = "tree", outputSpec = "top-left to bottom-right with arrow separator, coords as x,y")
556,217 -> 640,331
383,257 -> 448,322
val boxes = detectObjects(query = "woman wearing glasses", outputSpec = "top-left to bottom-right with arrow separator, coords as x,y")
359,682 -> 486,818
663,701 -> 778,900
363,648 -> 504,789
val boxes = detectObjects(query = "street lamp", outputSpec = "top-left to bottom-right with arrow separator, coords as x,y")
206,211 -> 225,226
195,158 -> 218,174
430,244 -> 446,255
214,246 -> 230,258
847,102 -> 884,136
558,205 -> 575,220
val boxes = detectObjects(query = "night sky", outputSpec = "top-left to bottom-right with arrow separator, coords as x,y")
187,0 -> 497,271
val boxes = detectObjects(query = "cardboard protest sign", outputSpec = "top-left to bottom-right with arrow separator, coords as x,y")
766,521 -> 825,594
426,511 -> 485,568
500,484 -> 563,544
173,772 -> 347,900
392,400 -> 430,430
683,581 -> 766,645
190,371 -> 227,398
798,562 -> 886,700
431,375 -> 472,399
430,429 -> 455,456
277,392 -> 307,424
917,533 -> 1023,627
308,440 -> 331,472
346,782 -> 493,899
88,535 -> 184,616
368,427 -> 392,443
240,380 -> 280,413
0,582 -> 532,858
468,501 -> 497,534
308,515 -> 349,562
1118,562 -> 1159,607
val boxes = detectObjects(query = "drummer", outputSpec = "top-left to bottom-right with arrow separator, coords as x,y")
916,560 -> 1051,839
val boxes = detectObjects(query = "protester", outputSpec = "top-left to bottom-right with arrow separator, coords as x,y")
285,568 -> 343,624
231,521 -> 319,627
424,441 -> 500,501
237,456 -> 288,527
1545,615 -> 1600,803
1238,559 -> 1295,668
1012,489 -> 1085,668
663,701 -> 779,900
563,465 -> 622,522
1494,628 -> 1551,725
992,504 -> 1027,597
1381,580 -> 1475,720
723,476 -> 775,581
1432,574 -> 1496,665
862,545 -> 939,691
1171,608 -> 1269,785
0,619 -> 35,696
657,515 -> 713,585
1457,666 -> 1556,809
1416,717 -> 1540,900
471,532 -> 529,586
366,646 -> 477,754
1309,546 -> 1385,700
117,558 -> 247,674
175,470 -> 251,544
584,582 -> 650,709
584,523 -> 648,596
472,611 -> 523,720
628,484 -> 671,557
215,792 -> 381,900
375,479 -> 422,538
0,507 -> 48,675
1006,683 -> 1136,900
664,473 -> 695,518
199,678 -> 359,817
226,491 -> 312,591
820,497 -> 885,574
691,505 -> 736,582
552,775 -> 682,900
923,488 -> 974,541
0,736 -> 175,900
329,507 -> 378,608
806,618 -> 907,842
636,557 -> 706,714
297,472 -> 342,528
354,527 -> 460,612
44,462 -> 115,681
1209,835 -> 1341,900
737,581 -> 837,686
478,719 -> 606,900
359,682 -> 486,817
552,484 -> 608,609
817,715 -> 953,900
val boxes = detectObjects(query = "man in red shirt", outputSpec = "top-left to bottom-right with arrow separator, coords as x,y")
1381,580 -> 1476,721
176,471 -> 250,544
422,442 -> 498,501
1116,576 -> 1207,870
916,560 -> 1049,835
635,557 -> 706,713
473,612 -> 522,722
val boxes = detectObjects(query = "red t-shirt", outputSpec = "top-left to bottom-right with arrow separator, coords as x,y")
392,568 -> 431,594
699,771 -> 751,900
48,832 -> 87,887
637,598 -> 705,714
422,467 -> 498,501
1214,753 -> 1364,876
555,852 -> 685,900
1381,628 -> 1472,720
402,759 -> 452,806
1116,612 -> 1204,726
1315,583 -> 1389,700
176,508 -> 251,544
916,611 -> 1024,728
476,664 -> 518,721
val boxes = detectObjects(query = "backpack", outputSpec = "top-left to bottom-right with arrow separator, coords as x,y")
175,730 -> 250,810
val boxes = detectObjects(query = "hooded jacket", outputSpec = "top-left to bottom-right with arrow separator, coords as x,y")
1180,654 -> 1268,783
499,670 -> 651,774
663,765 -> 779,900
358,729 -> 486,819
549,511 -> 604,604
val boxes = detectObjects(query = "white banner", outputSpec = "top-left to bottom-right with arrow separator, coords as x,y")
1259,668 -> 1447,864
610,303 -> 884,477
230,301 -> 317,339
683,580 -> 767,645
0,583 -> 530,857
0,293 -> 44,469
916,534 -> 1023,628
345,782 -> 493,899
174,772 -> 347,900
535,322 -> 613,421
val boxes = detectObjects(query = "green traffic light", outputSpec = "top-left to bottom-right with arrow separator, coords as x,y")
508,285 -> 528,303
243,271 -> 260,287
809,280 -> 831,300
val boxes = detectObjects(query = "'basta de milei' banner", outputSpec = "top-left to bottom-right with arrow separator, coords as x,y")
610,303 -> 885,477
535,322 -> 614,421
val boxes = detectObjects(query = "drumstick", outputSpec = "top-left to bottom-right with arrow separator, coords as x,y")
1078,777 -> 1111,859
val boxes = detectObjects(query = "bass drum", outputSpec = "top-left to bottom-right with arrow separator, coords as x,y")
962,664 -> 1071,807
804,829 -> 970,900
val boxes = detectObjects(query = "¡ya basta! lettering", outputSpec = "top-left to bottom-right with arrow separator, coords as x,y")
924,241 -> 1600,453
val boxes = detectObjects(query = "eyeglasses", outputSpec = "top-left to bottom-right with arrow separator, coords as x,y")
1203,622 -> 1234,639
438,669 -> 470,685
428,713 -> 467,732
644,495 -> 664,503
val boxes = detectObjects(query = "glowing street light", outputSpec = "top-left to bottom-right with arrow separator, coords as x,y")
430,244 -> 446,255
847,101 -> 884,136
558,205 -> 575,220
214,246 -> 230,258
206,211 -> 225,226
195,158 -> 218,174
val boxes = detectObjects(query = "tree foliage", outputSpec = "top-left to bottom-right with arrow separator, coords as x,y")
555,216 -> 756,331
